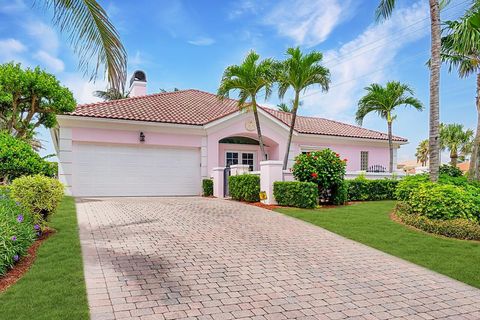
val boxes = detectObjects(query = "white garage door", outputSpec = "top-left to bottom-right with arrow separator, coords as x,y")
73,143 -> 201,197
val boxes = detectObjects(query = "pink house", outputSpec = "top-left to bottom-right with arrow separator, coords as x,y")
52,71 -> 407,197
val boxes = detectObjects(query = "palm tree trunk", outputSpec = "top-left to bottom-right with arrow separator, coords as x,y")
450,151 -> 458,167
387,121 -> 393,173
251,96 -> 267,161
428,0 -> 441,182
468,72 -> 480,180
283,93 -> 300,170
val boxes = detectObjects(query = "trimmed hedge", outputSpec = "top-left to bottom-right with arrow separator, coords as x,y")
347,178 -> 399,201
229,174 -> 260,202
273,181 -> 317,208
202,179 -> 213,197
396,205 -> 480,241
0,194 -> 37,275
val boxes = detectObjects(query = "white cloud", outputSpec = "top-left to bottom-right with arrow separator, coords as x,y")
23,20 -> 60,53
34,50 -> 65,72
264,0 -> 352,47
0,0 -> 26,13
229,0 -> 259,19
0,38 -> 27,63
188,37 -> 215,46
300,1 -> 429,119
0,38 -> 26,54
61,73 -> 107,104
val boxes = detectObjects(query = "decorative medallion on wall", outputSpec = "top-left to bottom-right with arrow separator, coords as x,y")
245,119 -> 256,131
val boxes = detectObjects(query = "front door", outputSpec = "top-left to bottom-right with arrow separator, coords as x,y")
225,151 -> 255,171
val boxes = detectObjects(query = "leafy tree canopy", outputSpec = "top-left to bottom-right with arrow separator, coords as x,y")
0,62 -> 76,141
0,132 -> 56,184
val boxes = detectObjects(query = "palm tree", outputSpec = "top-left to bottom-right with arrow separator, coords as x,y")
376,0 -> 442,181
276,47 -> 330,170
277,102 -> 292,113
218,51 -> 276,160
94,88 -> 129,101
33,0 -> 127,91
441,6 -> 480,179
356,81 -> 424,172
416,139 -> 429,166
440,123 -> 474,166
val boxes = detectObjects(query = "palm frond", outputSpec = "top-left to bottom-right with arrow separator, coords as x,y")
42,0 -> 127,91
375,0 -> 396,22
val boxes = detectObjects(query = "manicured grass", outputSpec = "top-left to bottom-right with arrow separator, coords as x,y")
276,201 -> 480,288
1,197 -> 89,320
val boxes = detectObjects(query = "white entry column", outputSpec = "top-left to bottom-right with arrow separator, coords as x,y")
260,160 -> 283,205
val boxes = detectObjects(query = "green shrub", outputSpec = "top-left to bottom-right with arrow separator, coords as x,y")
331,180 -> 348,205
10,175 -> 64,227
347,177 -> 399,201
273,181 -> 317,208
202,179 -> 213,197
406,183 -> 479,221
229,174 -> 260,202
395,174 -> 429,201
0,194 -> 37,275
439,164 -> 463,177
396,205 -> 480,241
292,149 -> 346,204
0,132 -> 56,183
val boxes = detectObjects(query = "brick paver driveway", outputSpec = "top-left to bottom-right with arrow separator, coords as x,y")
77,197 -> 480,320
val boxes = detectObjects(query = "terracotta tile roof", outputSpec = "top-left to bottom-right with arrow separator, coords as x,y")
69,89 -> 407,142
263,108 -> 407,142
70,89 -> 240,125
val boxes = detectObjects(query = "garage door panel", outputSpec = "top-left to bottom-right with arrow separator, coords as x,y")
73,143 -> 201,196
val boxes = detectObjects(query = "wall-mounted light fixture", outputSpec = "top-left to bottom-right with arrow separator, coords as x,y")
139,131 -> 145,142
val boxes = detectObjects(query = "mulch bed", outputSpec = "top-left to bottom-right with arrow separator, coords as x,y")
248,202 -> 282,210
0,229 -> 54,293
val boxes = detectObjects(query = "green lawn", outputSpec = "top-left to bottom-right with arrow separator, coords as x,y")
1,197 -> 89,320
276,201 -> 480,288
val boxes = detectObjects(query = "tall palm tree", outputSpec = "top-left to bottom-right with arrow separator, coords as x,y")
416,139 -> 429,166
441,6 -> 480,179
276,47 -> 330,170
440,123 -> 474,166
356,81 -> 424,172
94,88 -> 129,101
35,0 -> 127,91
218,51 -> 276,160
376,0 -> 443,181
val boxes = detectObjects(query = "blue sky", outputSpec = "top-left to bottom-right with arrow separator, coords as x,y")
0,0 -> 475,162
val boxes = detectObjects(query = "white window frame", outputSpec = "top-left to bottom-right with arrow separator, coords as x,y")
360,151 -> 369,171
225,150 -> 257,171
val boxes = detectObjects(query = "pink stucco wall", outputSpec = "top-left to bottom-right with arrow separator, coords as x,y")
72,127 -> 202,147
291,141 -> 390,171
70,116 -> 391,174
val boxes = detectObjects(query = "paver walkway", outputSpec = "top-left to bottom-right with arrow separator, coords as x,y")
76,197 -> 480,320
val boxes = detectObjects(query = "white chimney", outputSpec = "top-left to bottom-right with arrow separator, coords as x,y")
129,70 -> 147,97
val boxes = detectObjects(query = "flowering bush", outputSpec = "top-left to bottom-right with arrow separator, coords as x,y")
292,149 -> 346,204
11,175 -> 64,228
0,194 -> 37,275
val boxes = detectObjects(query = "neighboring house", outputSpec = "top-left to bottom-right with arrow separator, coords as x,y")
52,71 -> 407,197
397,159 -> 426,175
457,161 -> 470,173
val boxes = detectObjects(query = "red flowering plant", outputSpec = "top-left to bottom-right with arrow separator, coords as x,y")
291,149 -> 347,204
